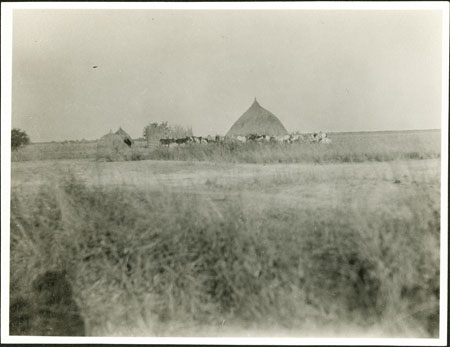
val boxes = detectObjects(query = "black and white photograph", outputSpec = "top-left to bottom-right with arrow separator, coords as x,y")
1,2 -> 448,344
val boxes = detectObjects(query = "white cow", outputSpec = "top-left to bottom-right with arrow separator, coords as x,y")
276,135 -> 291,143
235,135 -> 247,143
290,134 -> 302,143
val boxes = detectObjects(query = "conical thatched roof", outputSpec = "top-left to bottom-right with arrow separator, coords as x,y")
226,99 -> 288,137
115,127 -> 133,146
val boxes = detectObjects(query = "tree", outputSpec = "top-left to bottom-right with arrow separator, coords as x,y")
11,128 -> 30,150
169,124 -> 193,139
143,122 -> 170,145
143,121 -> 194,143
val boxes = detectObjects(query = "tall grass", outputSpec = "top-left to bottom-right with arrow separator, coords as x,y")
146,139 -> 439,164
11,130 -> 440,164
10,176 -> 439,336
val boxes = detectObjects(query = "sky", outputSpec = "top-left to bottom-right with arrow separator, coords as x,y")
11,9 -> 443,142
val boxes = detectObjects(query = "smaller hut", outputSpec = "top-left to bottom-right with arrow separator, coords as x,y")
115,127 -> 134,147
96,128 -> 133,161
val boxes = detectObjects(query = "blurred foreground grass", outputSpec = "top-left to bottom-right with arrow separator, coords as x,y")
10,167 -> 440,337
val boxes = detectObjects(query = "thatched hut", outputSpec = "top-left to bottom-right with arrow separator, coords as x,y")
226,99 -> 288,137
115,127 -> 134,147
96,129 -> 133,161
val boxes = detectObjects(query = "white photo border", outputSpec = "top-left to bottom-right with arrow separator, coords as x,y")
1,2 -> 448,345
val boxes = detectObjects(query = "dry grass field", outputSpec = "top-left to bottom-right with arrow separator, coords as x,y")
9,130 -> 441,337
11,130 -> 440,163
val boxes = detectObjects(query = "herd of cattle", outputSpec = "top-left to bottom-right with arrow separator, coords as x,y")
159,132 -> 331,147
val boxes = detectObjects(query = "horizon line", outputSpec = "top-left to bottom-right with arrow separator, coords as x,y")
26,128 -> 441,144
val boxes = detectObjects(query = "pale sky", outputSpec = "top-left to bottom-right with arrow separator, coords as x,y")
11,9 -> 443,142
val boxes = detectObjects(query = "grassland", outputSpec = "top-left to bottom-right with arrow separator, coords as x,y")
11,130 -> 440,164
10,153 -> 440,337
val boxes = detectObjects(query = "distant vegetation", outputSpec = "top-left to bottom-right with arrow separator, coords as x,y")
11,128 -> 30,151
11,130 -> 441,164
10,173 -> 439,336
143,121 -> 193,147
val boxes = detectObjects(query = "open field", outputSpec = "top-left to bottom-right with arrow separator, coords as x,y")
11,130 -> 440,164
10,155 -> 440,337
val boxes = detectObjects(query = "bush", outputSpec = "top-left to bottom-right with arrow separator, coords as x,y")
11,128 -> 30,151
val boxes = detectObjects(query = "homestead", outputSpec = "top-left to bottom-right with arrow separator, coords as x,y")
155,99 -> 331,147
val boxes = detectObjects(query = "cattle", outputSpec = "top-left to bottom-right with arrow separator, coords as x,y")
309,132 -> 328,143
235,135 -> 247,143
274,135 -> 283,143
182,136 -> 209,145
318,132 -> 327,142
188,136 -> 201,144
245,134 -> 257,141
241,134 -> 273,143
250,134 -> 268,142
290,134 -> 301,143
275,135 -> 291,143
160,138 -> 174,147
175,138 -> 189,146
310,133 -> 321,143
254,135 -> 267,143
159,131 -> 331,148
